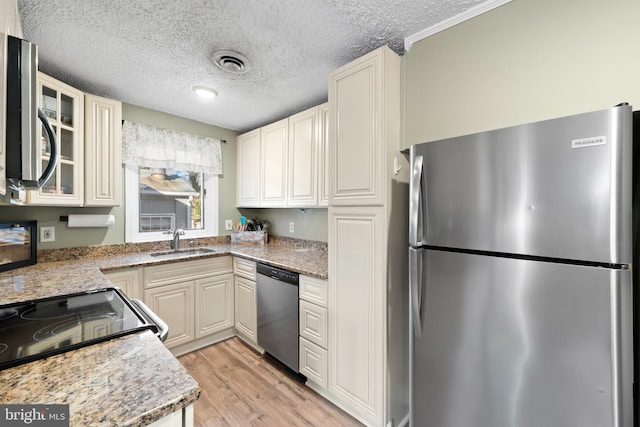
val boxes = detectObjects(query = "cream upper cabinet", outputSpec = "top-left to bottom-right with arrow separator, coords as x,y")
288,106 -> 319,207
236,104 -> 327,208
260,118 -> 288,207
236,128 -> 261,207
84,94 -> 122,206
28,72 -> 84,206
329,47 -> 399,206
11,73 -> 121,207
327,46 -> 408,427
318,103 -> 329,207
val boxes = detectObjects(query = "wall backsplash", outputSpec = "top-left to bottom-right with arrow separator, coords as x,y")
36,234 -> 327,263
237,208 -> 328,243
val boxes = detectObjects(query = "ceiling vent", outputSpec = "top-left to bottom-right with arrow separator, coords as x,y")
212,50 -> 250,74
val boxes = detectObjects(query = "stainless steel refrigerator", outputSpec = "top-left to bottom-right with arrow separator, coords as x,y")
409,104 -> 634,427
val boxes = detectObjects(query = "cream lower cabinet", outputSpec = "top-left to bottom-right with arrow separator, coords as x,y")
145,281 -> 194,348
143,256 -> 235,356
233,257 -> 259,349
195,274 -> 234,338
234,276 -> 257,344
328,207 -> 385,425
299,275 -> 329,388
102,267 -> 142,300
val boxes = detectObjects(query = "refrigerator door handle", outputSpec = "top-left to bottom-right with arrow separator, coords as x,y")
409,248 -> 424,338
409,154 -> 426,247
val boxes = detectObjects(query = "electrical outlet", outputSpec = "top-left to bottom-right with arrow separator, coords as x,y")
225,219 -> 233,231
40,226 -> 55,242
289,222 -> 294,233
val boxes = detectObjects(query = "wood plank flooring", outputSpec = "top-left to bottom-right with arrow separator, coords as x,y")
178,337 -> 363,427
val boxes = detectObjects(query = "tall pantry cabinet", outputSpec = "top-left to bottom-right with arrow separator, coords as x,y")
326,46 -> 409,426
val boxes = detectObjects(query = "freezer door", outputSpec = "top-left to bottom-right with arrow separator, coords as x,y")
411,249 -> 633,427
411,104 -> 632,264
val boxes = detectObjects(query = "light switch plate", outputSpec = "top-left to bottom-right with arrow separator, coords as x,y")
40,226 -> 55,242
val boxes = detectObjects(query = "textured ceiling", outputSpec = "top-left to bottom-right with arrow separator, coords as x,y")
17,0 -> 487,132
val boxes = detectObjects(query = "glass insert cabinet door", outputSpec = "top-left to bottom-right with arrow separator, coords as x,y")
28,72 -> 84,206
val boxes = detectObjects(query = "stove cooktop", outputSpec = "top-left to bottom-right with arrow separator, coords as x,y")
0,288 -> 157,371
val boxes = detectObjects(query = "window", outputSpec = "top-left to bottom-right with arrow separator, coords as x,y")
121,120 -> 223,244
125,165 -> 218,243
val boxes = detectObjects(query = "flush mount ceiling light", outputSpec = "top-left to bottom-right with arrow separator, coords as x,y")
212,50 -> 250,74
192,85 -> 219,99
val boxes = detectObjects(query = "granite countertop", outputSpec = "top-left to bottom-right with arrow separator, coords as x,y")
0,241 -> 328,426
98,243 -> 328,278
0,242 -> 328,305
0,331 -> 200,427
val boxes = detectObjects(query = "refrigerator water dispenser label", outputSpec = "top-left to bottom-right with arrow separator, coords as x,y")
571,136 -> 606,148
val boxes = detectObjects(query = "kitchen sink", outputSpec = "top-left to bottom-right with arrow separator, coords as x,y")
150,248 -> 216,257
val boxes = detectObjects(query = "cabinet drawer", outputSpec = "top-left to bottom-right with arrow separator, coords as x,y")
299,337 -> 327,388
144,256 -> 232,288
299,275 -> 327,307
233,257 -> 256,281
299,299 -> 328,348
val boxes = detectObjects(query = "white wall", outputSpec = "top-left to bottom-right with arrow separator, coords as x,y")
403,0 -> 640,147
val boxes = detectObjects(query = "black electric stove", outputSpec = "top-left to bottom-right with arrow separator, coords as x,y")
0,288 -> 168,371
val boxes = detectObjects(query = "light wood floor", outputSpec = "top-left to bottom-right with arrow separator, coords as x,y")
178,337 -> 363,427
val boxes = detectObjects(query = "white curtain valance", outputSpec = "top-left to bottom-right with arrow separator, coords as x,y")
122,120 -> 223,175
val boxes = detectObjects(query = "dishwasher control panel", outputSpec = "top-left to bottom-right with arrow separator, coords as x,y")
256,263 -> 299,284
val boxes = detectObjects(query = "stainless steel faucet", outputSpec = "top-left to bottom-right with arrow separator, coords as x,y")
164,227 -> 185,250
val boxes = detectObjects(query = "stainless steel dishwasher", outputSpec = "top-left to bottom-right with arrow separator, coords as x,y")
256,263 -> 300,373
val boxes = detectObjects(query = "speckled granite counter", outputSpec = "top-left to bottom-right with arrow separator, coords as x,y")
0,331 -> 199,427
98,242 -> 328,278
0,242 -> 328,305
0,240 -> 328,426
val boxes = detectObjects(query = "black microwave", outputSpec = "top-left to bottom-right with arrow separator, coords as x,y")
0,221 -> 37,272
4,34 -> 58,190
